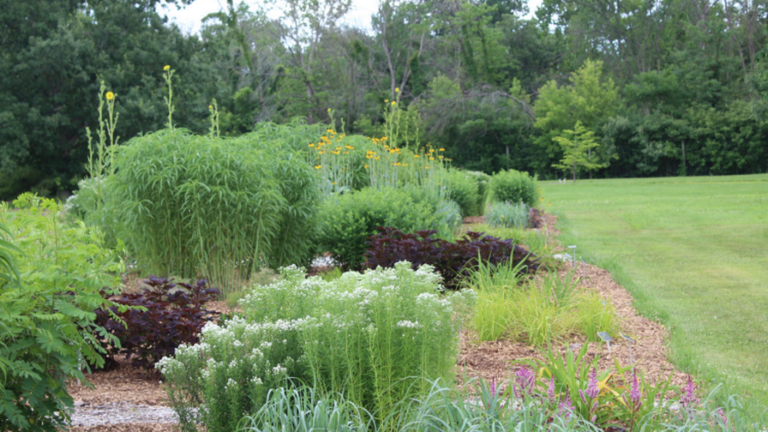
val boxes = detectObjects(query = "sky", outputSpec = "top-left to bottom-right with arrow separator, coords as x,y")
161,0 -> 542,35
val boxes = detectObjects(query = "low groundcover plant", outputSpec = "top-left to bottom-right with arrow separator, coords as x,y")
157,262 -> 476,432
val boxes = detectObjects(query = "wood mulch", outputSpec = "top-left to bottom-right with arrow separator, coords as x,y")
67,211 -> 689,429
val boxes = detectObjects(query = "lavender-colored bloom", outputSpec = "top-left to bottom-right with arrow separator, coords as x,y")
558,398 -> 573,419
547,377 -> 556,400
586,367 -> 599,398
716,407 -> 728,426
490,377 -> 497,398
680,376 -> 698,408
579,389 -> 587,404
630,372 -> 642,406
514,367 -> 535,398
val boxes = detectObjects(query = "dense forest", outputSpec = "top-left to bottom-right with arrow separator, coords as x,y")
2,0 -> 768,199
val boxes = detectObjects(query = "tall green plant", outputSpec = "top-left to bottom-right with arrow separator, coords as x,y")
489,169 -> 539,207
106,129 -> 320,293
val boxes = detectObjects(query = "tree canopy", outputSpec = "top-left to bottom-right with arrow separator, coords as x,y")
2,0 -> 768,199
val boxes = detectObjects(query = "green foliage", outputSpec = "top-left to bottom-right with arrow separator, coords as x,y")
316,187 -> 461,270
464,170 -> 491,215
0,194 -> 124,431
486,201 -> 530,228
104,128 -> 320,294
489,169 -> 539,207
552,121 -> 608,181
533,59 -> 619,178
159,263 -> 476,430
471,268 -> 619,345
444,169 -> 482,217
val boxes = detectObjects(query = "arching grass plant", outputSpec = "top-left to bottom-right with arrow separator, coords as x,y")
106,128 -> 320,294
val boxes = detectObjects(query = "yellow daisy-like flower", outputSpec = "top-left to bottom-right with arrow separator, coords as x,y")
439,148 -> 445,151
106,91 -> 114,100
429,157 -> 434,160
332,182 -> 336,185
364,165 -> 369,169
414,155 -> 420,158
385,99 -> 389,103
309,143 -> 315,147
208,105 -> 212,109
395,87 -> 400,93
164,65 -> 171,71
391,101 -> 396,105
314,165 -> 322,169
345,145 -> 354,150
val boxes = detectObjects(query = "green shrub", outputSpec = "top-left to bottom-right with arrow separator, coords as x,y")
486,202 -> 530,229
317,187 -> 460,270
158,263 -> 476,431
105,129 -> 320,293
0,195 -> 124,431
489,169 -> 539,207
464,170 -> 491,215
444,169 -> 481,217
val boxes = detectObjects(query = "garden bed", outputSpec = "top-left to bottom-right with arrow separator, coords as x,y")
65,213 -> 689,430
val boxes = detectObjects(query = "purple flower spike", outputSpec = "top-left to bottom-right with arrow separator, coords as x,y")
716,407 -> 728,426
680,376 -> 698,408
586,367 -> 599,398
515,367 -> 535,398
579,389 -> 587,404
630,372 -> 642,406
490,377 -> 497,398
547,377 -> 556,400
558,398 -> 573,419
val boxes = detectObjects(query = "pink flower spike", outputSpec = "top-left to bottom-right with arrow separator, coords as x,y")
490,377 -> 497,398
680,375 -> 698,408
558,398 -> 573,419
586,367 -> 599,398
547,377 -> 555,400
630,372 -> 642,406
716,407 -> 728,426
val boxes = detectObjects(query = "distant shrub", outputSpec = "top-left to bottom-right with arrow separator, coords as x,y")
105,129 -> 320,293
317,187 -> 460,270
464,170 -> 491,215
95,276 -> 220,370
489,169 -> 539,207
486,201 -> 531,228
444,169 -> 481,217
158,263 -> 475,431
365,227 -> 539,289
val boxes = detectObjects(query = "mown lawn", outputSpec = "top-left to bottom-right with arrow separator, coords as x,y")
541,174 -> 768,410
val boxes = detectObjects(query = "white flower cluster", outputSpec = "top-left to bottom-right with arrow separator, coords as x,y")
396,320 -> 421,329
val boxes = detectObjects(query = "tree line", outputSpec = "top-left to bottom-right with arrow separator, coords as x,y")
2,0 -> 768,199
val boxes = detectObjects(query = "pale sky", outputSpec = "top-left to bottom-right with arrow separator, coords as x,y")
161,0 -> 541,35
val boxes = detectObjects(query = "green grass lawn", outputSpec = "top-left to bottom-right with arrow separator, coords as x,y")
540,174 -> 768,410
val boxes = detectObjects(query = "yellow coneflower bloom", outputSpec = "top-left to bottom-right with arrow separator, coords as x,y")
345,145 -> 354,150
309,143 -> 315,147
439,148 -> 445,151
314,165 -> 322,169
164,65 -> 171,71
364,165 -> 369,168
391,101 -> 396,105
414,155 -> 420,158
429,157 -> 434,160
106,92 -> 115,100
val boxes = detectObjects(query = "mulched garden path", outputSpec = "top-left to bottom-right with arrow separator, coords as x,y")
65,212 -> 690,430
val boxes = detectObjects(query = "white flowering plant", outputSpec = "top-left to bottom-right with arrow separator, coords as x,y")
157,262 -> 475,431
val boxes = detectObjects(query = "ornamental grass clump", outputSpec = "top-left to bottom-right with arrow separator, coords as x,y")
158,263 -> 475,431
486,201 -> 531,229
105,128 -> 320,293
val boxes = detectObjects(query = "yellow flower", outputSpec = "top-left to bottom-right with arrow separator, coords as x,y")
309,143 -> 315,147
106,91 -> 114,100
429,157 -> 434,160
395,87 -> 400,93
414,155 -> 420,158
385,99 -> 389,103
364,164 -> 369,168
327,108 -> 331,112
164,65 -> 171,71
345,145 -> 354,150
314,165 -> 322,169
332,182 -> 336,185
208,105 -> 212,109
391,101 -> 396,105
439,148 -> 445,151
